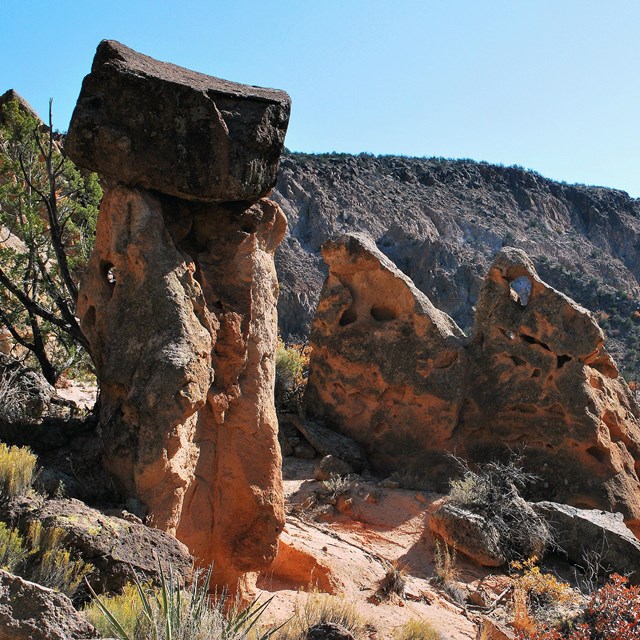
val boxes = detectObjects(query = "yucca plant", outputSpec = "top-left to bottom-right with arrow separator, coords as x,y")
86,563 -> 282,640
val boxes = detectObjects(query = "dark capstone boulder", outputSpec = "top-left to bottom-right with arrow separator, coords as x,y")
0,569 -> 97,640
66,40 -> 291,202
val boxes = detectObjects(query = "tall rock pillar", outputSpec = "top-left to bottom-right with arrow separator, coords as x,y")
66,40 -> 290,591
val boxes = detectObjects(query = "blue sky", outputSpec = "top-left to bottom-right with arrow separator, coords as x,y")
2,1 -> 639,196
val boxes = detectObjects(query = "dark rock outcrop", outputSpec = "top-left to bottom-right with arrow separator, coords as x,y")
534,501 -> 640,583
0,569 -> 97,640
67,40 -> 290,202
68,41 -> 290,592
19,498 -> 193,594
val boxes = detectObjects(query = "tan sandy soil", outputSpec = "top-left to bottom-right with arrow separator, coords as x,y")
256,458 -> 505,640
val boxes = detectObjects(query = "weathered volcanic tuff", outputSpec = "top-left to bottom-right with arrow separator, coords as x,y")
305,236 -> 640,529
67,40 -> 290,202
462,248 -> 640,529
69,41 -> 290,592
305,233 -> 467,477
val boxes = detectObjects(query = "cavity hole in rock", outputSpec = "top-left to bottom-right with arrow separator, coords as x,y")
520,333 -> 552,351
531,369 -> 541,378
101,261 -> 117,287
370,305 -> 397,322
557,354 -> 572,368
339,306 -> 358,326
510,275 -> 532,306
83,306 -> 96,331
586,446 -> 607,463
509,355 -> 526,367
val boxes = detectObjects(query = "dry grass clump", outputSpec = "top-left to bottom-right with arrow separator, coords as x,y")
379,560 -> 408,598
395,618 -> 442,640
0,521 -> 30,571
275,339 -> 310,413
276,590 -> 364,640
432,540 -> 464,605
25,521 -> 94,597
85,582 -> 142,638
0,442 -> 37,499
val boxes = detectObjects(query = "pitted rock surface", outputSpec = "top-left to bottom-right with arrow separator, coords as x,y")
306,237 -> 640,528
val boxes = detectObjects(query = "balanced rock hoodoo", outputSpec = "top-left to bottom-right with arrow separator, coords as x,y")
306,236 -> 640,531
68,40 -> 290,591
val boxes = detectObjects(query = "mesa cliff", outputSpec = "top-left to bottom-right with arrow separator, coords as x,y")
67,40 -> 290,592
273,153 -> 640,375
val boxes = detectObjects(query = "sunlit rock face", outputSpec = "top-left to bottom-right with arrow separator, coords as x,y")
305,233 -> 468,479
306,238 -> 640,532
68,40 -> 291,592
463,247 -> 640,531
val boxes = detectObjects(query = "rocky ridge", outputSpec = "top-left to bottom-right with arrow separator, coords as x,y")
273,153 -> 640,375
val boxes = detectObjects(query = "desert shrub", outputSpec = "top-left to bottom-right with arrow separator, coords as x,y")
85,582 -> 143,638
23,521 -> 94,598
511,557 -> 576,634
275,339 -> 310,413
447,456 -> 552,561
379,560 -> 408,598
516,574 -> 640,639
88,564 -> 279,640
0,442 -> 37,499
276,589 -> 363,640
322,474 -> 352,499
0,521 -> 29,571
395,619 -> 442,640
0,518 -> 92,598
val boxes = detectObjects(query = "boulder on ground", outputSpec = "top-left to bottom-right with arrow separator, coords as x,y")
534,501 -> 640,584
314,455 -> 354,481
0,354 -> 55,424
18,498 -> 193,594
67,40 -> 291,202
283,414 -> 367,471
430,503 -> 506,567
0,569 -> 97,640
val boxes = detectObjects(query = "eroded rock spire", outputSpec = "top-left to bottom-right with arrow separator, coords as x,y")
67,40 -> 291,592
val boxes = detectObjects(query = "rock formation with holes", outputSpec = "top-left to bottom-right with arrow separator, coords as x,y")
304,233 -> 468,478
461,248 -> 640,532
67,40 -> 290,591
305,238 -> 640,531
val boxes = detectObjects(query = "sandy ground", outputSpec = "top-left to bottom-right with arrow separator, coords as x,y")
256,458 -> 498,640
55,378 -> 97,410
